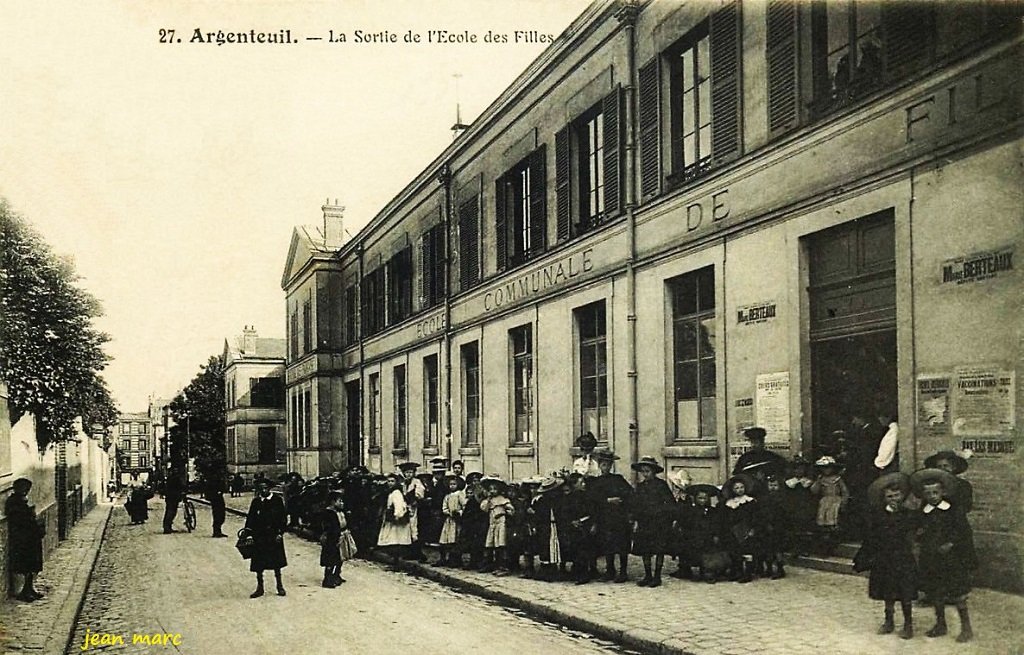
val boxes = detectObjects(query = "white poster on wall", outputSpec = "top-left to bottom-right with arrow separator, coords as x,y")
952,366 -> 1015,436
755,371 -> 790,446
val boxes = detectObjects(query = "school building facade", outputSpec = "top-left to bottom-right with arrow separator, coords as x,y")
281,0 -> 1023,590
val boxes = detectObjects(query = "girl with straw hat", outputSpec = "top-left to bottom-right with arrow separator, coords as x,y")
630,456 -> 674,587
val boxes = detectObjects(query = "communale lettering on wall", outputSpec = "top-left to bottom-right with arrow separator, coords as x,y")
941,247 -> 1014,285
483,247 -> 594,312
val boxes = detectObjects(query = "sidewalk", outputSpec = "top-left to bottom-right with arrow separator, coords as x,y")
223,492 -> 1024,654
0,503 -> 111,655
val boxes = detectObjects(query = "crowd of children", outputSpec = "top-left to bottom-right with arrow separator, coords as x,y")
300,431 -> 978,645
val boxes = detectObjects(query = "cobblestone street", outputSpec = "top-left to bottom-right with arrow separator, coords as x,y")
66,499 -> 634,655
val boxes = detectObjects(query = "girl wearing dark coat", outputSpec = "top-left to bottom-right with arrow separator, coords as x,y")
674,484 -> 724,582
458,473 -> 488,569
319,492 -> 357,587
913,469 -> 978,642
125,485 -> 153,524
757,476 -> 789,579
630,457 -> 674,587
720,474 -> 761,583
6,478 -> 45,602
244,480 -> 288,598
527,477 -> 564,581
588,451 -> 633,582
854,473 -> 917,639
559,474 -> 599,584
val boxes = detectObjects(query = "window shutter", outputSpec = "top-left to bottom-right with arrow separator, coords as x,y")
418,233 -> 429,308
555,126 -> 571,241
638,57 -> 661,200
434,224 -> 446,302
710,0 -> 742,164
883,3 -> 934,82
602,86 -> 622,218
767,0 -> 799,137
495,179 -> 507,272
360,273 -> 372,335
529,145 -> 547,257
459,197 -> 480,290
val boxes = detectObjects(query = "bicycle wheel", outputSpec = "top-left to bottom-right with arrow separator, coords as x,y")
183,499 -> 197,532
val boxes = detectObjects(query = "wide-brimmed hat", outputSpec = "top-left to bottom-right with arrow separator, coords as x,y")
520,475 -> 546,486
814,455 -> 842,469
576,432 -> 598,449
743,426 -> 767,441
910,468 -> 960,501
536,476 -> 565,494
867,472 -> 911,508
429,457 -> 449,471
442,474 -> 462,485
481,475 -> 508,490
397,462 -> 420,472
465,471 -> 483,483
923,450 -> 969,475
630,456 -> 664,473
593,448 -> 620,462
724,473 -> 756,497
685,483 -> 721,499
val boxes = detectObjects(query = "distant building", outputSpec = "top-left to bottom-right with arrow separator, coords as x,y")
223,326 -> 287,480
116,412 -> 153,485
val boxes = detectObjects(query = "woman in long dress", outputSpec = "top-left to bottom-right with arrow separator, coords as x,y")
244,479 -> 288,598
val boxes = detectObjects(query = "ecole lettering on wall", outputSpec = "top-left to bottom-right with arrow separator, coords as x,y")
483,247 -> 595,312
416,312 -> 446,339
285,357 -> 317,384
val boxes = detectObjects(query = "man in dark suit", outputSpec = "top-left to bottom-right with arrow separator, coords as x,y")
162,471 -> 185,534
732,427 -> 786,494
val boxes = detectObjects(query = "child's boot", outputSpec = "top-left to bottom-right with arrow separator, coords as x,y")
772,560 -> 786,579
899,602 -> 913,639
738,560 -> 754,583
926,605 -> 948,638
955,606 -> 973,643
878,606 -> 895,634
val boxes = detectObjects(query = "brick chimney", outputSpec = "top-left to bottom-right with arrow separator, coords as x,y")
322,198 -> 345,249
242,325 -> 258,354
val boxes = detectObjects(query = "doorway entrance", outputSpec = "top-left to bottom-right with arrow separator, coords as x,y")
807,210 -> 897,538
345,380 -> 362,467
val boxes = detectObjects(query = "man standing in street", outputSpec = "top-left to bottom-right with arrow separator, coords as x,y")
163,470 -> 185,534
204,472 -> 228,538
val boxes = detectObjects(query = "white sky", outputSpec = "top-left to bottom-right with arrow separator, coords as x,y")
0,0 -> 592,412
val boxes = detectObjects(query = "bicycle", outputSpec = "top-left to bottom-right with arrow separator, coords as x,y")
182,495 -> 197,533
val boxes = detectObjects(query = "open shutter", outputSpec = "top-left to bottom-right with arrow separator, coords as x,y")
434,224 -> 447,302
710,0 -> 741,165
495,179 -> 507,272
459,197 -> 480,290
529,145 -> 547,258
767,0 -> 799,137
418,233 -> 429,308
602,86 -> 622,218
555,126 -> 571,241
638,57 -> 661,200
883,2 -> 934,82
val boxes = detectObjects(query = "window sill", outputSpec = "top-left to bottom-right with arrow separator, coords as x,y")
422,447 -> 440,457
368,446 -> 382,455
391,447 -> 408,457
506,446 -> 535,458
458,446 -> 481,457
662,444 -> 719,459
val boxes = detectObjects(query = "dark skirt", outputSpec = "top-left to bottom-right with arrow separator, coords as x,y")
632,519 -> 671,555
250,535 -> 288,572
320,543 -> 342,567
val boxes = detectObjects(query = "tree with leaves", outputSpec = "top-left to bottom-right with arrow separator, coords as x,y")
167,355 -> 226,481
0,199 -> 118,450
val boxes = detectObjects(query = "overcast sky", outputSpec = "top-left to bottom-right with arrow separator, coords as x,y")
0,0 -> 592,412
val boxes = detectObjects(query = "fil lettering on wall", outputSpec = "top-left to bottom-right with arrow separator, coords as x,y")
483,247 -> 594,312
940,246 -> 1014,285
736,301 -> 777,326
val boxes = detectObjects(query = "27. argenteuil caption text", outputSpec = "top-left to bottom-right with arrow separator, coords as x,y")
159,28 -> 555,46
